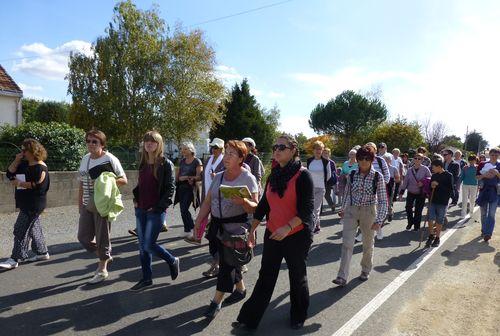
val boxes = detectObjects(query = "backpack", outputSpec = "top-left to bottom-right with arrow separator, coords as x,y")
350,170 -> 380,195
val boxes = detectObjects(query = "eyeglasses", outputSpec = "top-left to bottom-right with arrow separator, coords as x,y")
442,153 -> 450,156
86,139 -> 99,145
358,156 -> 372,162
272,144 -> 290,152
414,157 -> 422,160
210,146 -> 221,150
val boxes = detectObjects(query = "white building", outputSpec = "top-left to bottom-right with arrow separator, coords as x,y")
0,65 -> 23,126
165,127 -> 211,161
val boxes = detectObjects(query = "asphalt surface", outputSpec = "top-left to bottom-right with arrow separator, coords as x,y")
0,198 -> 478,335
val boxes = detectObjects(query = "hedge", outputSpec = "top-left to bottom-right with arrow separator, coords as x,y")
0,122 -> 87,171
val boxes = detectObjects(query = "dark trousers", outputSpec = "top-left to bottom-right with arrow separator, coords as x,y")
237,228 -> 312,328
12,210 -> 47,260
206,221 -> 220,261
178,187 -> 195,233
393,182 -> 401,202
216,240 -> 243,293
405,192 -> 426,229
324,185 -> 336,211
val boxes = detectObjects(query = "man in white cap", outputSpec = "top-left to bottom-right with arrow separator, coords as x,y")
242,137 -> 265,196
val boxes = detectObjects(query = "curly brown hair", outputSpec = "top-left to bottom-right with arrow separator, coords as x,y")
22,138 -> 47,161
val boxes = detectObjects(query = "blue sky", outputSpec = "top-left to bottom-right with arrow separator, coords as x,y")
1,0 -> 499,146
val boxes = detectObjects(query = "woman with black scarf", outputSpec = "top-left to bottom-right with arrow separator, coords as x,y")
233,134 -> 315,331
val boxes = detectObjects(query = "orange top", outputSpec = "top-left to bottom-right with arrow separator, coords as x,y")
266,169 -> 304,236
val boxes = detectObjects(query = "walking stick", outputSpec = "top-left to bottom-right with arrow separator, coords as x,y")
419,188 -> 435,247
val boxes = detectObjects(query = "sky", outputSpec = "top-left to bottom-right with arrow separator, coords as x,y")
1,0 -> 499,147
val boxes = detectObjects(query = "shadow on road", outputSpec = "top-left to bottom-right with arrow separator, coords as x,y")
441,236 -> 495,267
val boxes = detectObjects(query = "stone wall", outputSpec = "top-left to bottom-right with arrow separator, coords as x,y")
0,171 -> 139,213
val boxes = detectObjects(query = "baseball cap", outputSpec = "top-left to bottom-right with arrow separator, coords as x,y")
209,138 -> 224,148
241,137 -> 256,147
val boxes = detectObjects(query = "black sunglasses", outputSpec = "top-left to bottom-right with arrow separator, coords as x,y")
358,156 -> 372,161
86,139 -> 99,145
272,144 -> 290,152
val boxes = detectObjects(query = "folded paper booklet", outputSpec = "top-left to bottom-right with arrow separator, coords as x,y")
219,185 -> 252,199
16,174 -> 26,190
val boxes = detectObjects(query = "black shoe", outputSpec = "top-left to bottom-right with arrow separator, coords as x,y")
291,322 -> 304,330
450,202 -> 457,207
431,237 -> 440,247
425,235 -> 435,248
223,289 -> 247,306
130,279 -> 153,291
128,228 -> 138,237
169,257 -> 180,281
387,214 -> 393,222
413,226 -> 420,232
232,321 -> 256,332
204,301 -> 221,319
406,223 -> 412,231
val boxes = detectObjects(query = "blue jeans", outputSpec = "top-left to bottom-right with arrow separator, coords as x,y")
480,199 -> 498,236
135,208 -> 175,281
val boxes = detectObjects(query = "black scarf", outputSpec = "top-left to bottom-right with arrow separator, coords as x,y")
269,159 -> 302,198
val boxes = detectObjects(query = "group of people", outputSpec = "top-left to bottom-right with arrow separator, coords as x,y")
1,129 -> 499,332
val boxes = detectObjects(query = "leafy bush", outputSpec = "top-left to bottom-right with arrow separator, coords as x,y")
0,122 -> 86,171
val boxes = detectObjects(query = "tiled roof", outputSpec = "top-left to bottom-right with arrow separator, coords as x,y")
0,64 -> 23,95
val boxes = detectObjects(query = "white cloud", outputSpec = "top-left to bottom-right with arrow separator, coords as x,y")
18,83 -> 43,93
12,40 -> 92,81
268,91 -> 285,98
215,65 -> 244,85
279,115 -> 316,137
251,88 -> 263,97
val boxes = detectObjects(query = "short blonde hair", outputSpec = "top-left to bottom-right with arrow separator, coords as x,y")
313,140 -> 325,150
182,142 -> 196,156
323,147 -> 331,154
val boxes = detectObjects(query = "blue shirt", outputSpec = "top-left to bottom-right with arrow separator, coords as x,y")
461,165 -> 478,186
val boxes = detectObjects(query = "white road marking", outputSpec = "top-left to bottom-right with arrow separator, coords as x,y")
331,206 -> 480,336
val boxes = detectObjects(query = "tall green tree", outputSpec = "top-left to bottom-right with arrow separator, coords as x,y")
35,101 -> 70,123
294,132 -> 308,156
465,130 -> 488,153
210,79 -> 277,152
21,98 -> 42,123
442,135 -> 463,149
309,90 -> 388,153
67,1 -> 224,146
371,118 -> 424,153
160,26 -> 225,149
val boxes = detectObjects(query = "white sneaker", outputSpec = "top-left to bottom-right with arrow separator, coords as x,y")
376,228 -> 384,240
0,258 -> 19,270
88,271 -> 109,284
181,231 -> 192,238
25,253 -> 50,262
355,233 -> 363,242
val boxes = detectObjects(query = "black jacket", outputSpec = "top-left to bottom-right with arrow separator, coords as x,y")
133,157 -> 175,213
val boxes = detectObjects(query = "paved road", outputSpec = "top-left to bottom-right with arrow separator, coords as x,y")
0,199 -> 473,335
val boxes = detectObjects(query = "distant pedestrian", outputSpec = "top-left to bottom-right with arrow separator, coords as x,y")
242,137 -> 265,196
338,149 -> 358,205
174,142 -> 203,238
441,149 -> 460,206
332,146 -> 388,286
306,140 -> 331,234
399,153 -> 431,231
0,139 -> 50,270
129,131 -> 179,291
77,130 -> 127,284
234,134 -> 314,331
476,147 -> 500,242
322,147 -> 338,213
392,148 -> 405,202
383,153 -> 400,222
194,140 -> 258,320
425,159 -> 453,248
460,154 -> 478,218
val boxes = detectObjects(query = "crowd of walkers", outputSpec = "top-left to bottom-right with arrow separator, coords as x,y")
1,129 -> 499,331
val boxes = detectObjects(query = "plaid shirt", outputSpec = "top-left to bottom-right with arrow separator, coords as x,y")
341,167 -> 389,225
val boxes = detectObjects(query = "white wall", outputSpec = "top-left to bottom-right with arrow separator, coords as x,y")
0,96 -> 18,125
